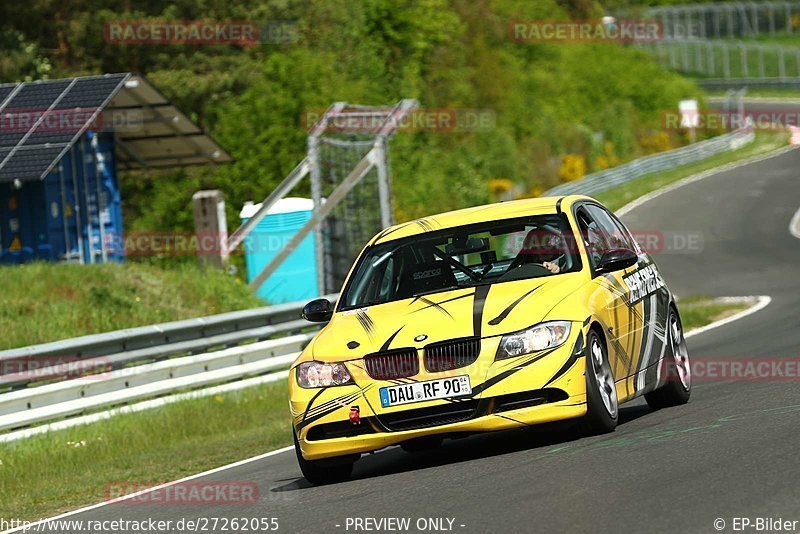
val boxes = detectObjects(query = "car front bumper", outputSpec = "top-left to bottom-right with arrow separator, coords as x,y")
291,328 -> 589,461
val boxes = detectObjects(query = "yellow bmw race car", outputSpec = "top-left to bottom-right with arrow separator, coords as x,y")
290,195 -> 692,484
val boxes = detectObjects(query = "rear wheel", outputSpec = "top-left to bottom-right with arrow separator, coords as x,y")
294,432 -> 355,485
580,330 -> 618,434
645,310 -> 691,409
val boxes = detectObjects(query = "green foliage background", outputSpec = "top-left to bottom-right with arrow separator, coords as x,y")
0,0 -> 697,233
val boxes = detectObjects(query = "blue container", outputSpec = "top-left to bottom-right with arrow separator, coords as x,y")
0,131 -> 124,265
240,197 -> 319,303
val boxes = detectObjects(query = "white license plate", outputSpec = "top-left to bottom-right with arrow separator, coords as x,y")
379,375 -> 471,408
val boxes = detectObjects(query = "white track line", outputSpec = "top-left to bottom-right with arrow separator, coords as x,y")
685,295 -> 772,339
616,145 -> 798,217
1,445 -> 296,534
790,206 -> 800,240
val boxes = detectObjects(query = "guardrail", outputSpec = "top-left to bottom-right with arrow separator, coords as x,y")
0,294 -> 343,435
0,294 -> 336,391
698,76 -> 800,90
0,333 -> 314,432
545,126 -> 755,197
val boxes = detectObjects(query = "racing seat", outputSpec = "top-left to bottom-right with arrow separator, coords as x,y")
396,260 -> 457,299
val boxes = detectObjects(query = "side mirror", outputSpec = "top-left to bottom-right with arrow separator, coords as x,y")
302,298 -> 334,323
596,248 -> 638,274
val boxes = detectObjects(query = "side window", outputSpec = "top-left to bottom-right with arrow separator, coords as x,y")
377,257 -> 396,300
576,208 -> 605,268
585,205 -> 635,252
606,210 -> 642,254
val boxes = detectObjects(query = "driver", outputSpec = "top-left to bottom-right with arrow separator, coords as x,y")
515,228 -> 568,274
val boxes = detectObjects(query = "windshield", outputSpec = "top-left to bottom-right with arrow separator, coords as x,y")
339,214 -> 581,310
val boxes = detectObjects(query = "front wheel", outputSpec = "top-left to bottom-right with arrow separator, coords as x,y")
580,330 -> 618,434
294,432 -> 355,485
645,310 -> 691,409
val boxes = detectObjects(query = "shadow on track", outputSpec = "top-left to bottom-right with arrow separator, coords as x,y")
271,402 -> 654,492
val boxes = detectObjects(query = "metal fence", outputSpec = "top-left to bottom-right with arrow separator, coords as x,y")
637,39 -> 800,80
637,1 -> 800,39
545,126 -> 755,197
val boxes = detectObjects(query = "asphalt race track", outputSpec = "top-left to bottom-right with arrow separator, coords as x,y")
46,148 -> 800,534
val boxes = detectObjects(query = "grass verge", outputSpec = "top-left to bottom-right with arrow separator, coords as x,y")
595,130 -> 789,212
0,263 -> 264,350
678,296 -> 753,332
0,379 -> 291,521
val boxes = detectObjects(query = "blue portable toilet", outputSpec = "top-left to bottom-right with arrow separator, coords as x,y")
240,197 -> 319,303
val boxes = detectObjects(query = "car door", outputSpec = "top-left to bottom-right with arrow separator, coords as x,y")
602,207 -> 672,397
585,203 -> 671,398
575,204 -> 640,400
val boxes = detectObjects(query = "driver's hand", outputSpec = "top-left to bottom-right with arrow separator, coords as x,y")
542,261 -> 560,274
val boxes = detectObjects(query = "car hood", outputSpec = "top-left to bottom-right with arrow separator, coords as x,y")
305,272 -> 586,362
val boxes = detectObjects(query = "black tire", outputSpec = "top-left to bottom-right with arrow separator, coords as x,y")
645,309 -> 691,409
400,436 -> 443,453
580,329 -> 618,434
293,432 -> 355,485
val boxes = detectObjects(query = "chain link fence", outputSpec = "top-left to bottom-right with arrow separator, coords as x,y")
636,1 -> 800,40
638,39 -> 800,80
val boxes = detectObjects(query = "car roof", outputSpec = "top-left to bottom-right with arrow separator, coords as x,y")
371,195 -> 592,244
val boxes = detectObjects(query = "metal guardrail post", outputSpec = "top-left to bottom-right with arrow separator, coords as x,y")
779,46 -> 786,79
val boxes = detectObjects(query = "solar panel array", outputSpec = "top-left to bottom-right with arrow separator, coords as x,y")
0,74 -> 129,183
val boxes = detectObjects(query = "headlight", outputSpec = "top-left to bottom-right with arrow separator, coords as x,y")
495,321 -> 572,360
296,361 -> 353,388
